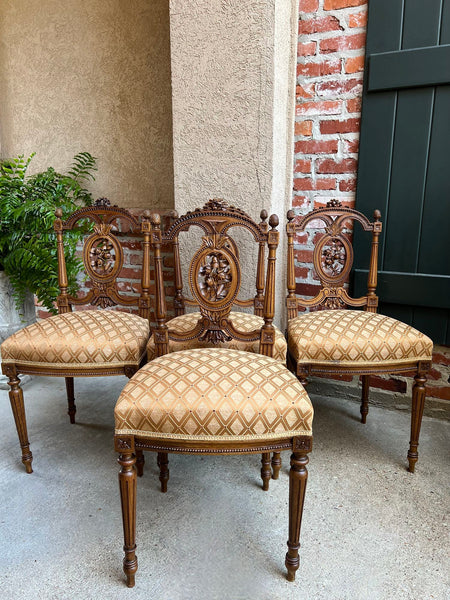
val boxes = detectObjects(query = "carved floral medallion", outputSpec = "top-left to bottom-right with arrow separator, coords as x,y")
198,252 -> 232,302
321,238 -> 346,277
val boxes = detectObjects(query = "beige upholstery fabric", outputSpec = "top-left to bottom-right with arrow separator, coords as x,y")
288,309 -> 433,368
1,310 -> 149,369
115,348 -> 313,441
147,311 -> 287,363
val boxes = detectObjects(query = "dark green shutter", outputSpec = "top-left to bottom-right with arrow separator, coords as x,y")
353,0 -> 450,344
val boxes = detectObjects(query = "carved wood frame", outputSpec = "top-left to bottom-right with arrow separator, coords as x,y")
170,202 -> 272,319
286,199 -> 382,317
286,199 -> 432,473
54,197 -> 152,319
151,199 -> 280,358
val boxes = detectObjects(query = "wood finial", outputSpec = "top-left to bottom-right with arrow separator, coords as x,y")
150,212 -> 161,226
55,207 -> 63,218
269,214 -> 279,229
287,209 -> 295,221
260,209 -> 268,222
374,209 -> 381,221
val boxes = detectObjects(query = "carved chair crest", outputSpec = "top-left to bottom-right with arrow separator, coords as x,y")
54,198 -> 152,318
286,199 -> 382,317
150,199 -> 279,354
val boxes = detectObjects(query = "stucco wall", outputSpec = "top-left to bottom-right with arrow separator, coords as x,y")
0,0 -> 174,209
169,0 -> 298,326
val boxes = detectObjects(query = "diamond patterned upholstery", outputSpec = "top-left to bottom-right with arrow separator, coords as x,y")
146,311 -> 287,363
115,348 -> 313,441
1,310 -> 149,369
288,309 -> 433,368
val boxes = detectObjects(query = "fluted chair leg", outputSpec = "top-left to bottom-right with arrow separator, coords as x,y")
5,368 -> 33,473
360,375 -> 370,424
271,452 -> 282,479
408,368 -> 428,473
285,451 -> 309,582
65,377 -> 76,424
136,450 -> 145,477
261,452 -> 271,491
118,451 -> 138,588
157,452 -> 169,492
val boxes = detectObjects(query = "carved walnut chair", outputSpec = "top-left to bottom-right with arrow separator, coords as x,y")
285,200 -> 433,473
145,201 -> 288,480
114,200 -> 314,587
1,198 -> 153,473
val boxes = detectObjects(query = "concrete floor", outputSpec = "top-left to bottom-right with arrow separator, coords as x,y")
0,375 -> 448,600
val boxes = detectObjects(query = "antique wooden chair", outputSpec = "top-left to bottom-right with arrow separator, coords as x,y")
114,200 -> 314,586
145,204 -> 288,481
285,199 -> 433,473
1,198 -> 152,473
146,208 -> 287,363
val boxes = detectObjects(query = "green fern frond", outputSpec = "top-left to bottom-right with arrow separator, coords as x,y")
0,152 -> 97,310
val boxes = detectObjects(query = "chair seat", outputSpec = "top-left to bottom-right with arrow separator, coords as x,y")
115,348 -> 313,442
288,309 -> 433,368
146,312 -> 287,362
1,310 -> 149,370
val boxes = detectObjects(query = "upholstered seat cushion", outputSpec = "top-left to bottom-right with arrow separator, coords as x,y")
288,309 -> 433,368
1,310 -> 149,369
147,311 -> 287,363
115,348 -> 313,441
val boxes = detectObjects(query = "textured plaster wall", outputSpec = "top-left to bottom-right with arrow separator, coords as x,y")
0,0 -> 174,209
169,0 -> 298,325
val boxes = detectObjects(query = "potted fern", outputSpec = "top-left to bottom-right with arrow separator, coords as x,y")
0,151 -> 97,343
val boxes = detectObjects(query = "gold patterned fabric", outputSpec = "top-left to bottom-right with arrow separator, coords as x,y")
147,311 -> 287,363
1,310 -> 149,369
288,309 -> 433,368
115,348 -> 313,441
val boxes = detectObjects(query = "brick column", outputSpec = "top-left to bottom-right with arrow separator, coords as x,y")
293,0 -> 367,297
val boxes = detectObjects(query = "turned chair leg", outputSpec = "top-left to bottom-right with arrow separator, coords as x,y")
285,451 -> 309,582
271,452 -> 282,480
65,377 -> 76,424
136,449 -> 145,477
5,368 -> 33,473
360,375 -> 370,424
157,452 -> 169,493
118,451 -> 138,588
261,452 -> 271,491
407,369 -> 428,473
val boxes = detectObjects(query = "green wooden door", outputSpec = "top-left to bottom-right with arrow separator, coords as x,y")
353,0 -> 450,344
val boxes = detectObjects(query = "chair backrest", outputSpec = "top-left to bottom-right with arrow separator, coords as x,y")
54,197 -> 152,319
150,198 -> 279,357
170,204 -> 271,318
286,199 -> 382,319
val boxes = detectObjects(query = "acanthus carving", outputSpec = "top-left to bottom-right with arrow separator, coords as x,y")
326,199 -> 342,208
203,198 -> 230,211
198,327 -> 232,343
91,283 -> 117,308
322,296 -> 346,309
94,197 -> 111,207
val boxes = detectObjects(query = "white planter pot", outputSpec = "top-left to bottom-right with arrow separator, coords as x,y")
0,271 -> 36,389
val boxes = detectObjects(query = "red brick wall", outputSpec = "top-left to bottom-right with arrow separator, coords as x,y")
294,0 -> 450,412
